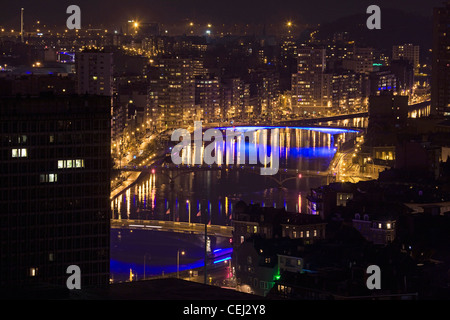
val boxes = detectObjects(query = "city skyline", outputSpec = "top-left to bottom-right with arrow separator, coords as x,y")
0,0 -> 445,28
1,0 -> 449,302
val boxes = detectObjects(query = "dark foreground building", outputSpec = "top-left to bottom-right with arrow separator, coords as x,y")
0,95 -> 111,291
431,1 -> 450,116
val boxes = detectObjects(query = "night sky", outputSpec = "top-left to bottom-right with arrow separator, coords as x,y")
0,0 -> 444,28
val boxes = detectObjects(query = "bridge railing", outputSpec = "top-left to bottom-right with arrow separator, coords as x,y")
111,219 -> 233,237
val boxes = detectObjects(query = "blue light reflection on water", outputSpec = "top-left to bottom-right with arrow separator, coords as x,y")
110,257 -> 207,282
110,126 -> 357,281
111,127 -> 354,223
110,229 -> 232,282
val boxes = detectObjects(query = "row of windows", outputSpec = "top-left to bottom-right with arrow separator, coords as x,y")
1,119 -> 110,133
40,173 -> 57,183
58,159 -> 85,169
12,148 -> 27,158
286,229 -> 321,238
5,135 -> 27,144
3,133 -> 109,146
0,211 -> 109,227
280,256 -> 302,267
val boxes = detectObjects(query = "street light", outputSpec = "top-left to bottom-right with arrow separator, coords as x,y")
177,249 -> 185,279
187,200 -> 191,224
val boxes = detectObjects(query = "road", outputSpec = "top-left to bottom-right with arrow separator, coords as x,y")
111,219 -> 233,238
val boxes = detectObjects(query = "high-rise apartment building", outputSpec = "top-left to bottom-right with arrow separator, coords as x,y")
195,75 -> 221,122
221,78 -> 245,120
329,71 -> 364,112
392,44 -> 420,75
431,1 -> 450,116
76,49 -> 114,97
0,95 -> 111,290
369,70 -> 397,96
342,47 -> 374,75
147,57 -> 195,130
368,92 -> 408,132
291,47 -> 330,114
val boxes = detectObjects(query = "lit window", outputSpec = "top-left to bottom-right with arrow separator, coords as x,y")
40,174 -> 57,183
18,135 -> 27,143
58,159 -> 84,169
300,231 -> 303,238
306,230 -> 310,238
378,223 -> 382,229
29,267 -> 38,277
253,225 -> 258,233
313,229 -> 317,237
386,223 -> 391,229
12,148 -> 27,158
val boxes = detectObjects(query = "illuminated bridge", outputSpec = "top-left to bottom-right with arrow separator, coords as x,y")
111,219 -> 233,238
119,163 -> 334,178
118,124 -> 359,184
278,112 -> 369,128
278,100 -> 431,128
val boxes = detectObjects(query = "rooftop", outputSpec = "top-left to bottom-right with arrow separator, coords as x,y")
1,278 -> 262,300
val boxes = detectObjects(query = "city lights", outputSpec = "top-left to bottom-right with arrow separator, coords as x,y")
0,0 -> 447,304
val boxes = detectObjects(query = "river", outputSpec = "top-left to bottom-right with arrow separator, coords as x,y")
110,126 -> 358,283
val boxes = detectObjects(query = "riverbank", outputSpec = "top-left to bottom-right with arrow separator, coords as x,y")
110,171 -> 143,200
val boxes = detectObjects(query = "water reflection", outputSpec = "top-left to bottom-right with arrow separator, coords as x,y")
110,126 -> 358,285
111,127 -> 357,225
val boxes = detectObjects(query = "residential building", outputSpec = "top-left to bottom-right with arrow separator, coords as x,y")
329,70 -> 364,112
352,213 -> 396,245
76,49 -> 114,97
195,75 -> 221,122
431,1 -> 450,116
368,91 -> 408,132
291,47 -> 330,114
0,95 -> 111,289
342,47 -> 374,75
233,236 -> 305,296
390,59 -> 414,95
232,201 -> 327,246
368,70 -> 397,96
147,57 -> 195,130
306,182 -> 356,220
392,44 -> 420,75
